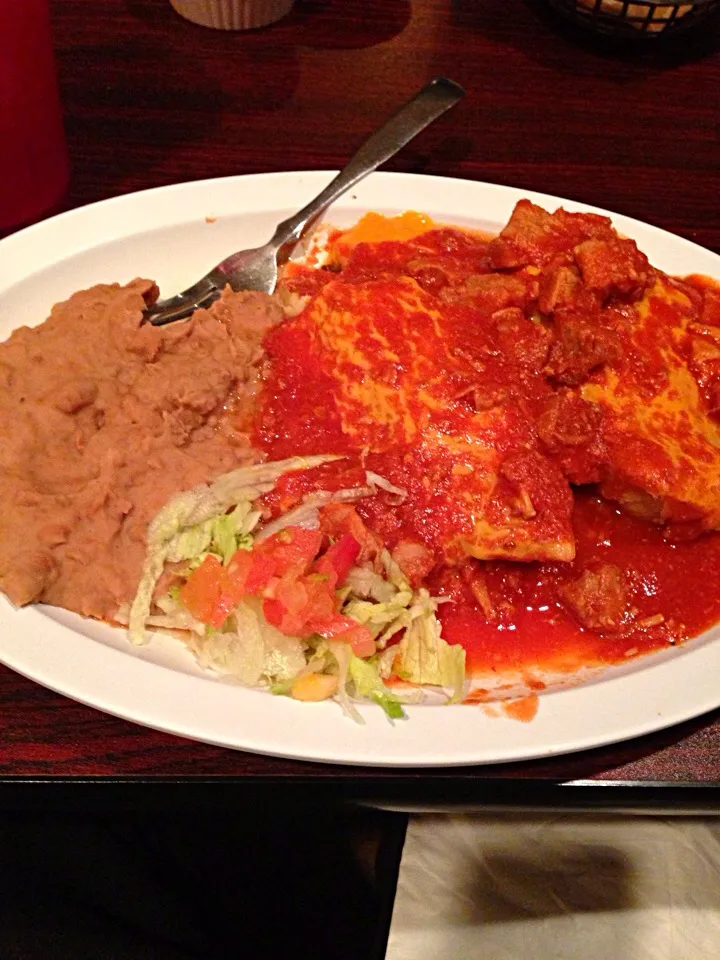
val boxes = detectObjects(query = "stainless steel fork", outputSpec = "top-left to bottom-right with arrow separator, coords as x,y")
144,77 -> 465,326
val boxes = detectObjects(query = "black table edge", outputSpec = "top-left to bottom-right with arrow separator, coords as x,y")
1,777 -> 719,813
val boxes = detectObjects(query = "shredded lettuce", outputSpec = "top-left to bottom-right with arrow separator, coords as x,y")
364,471 -> 407,505
260,623 -> 307,682
348,655 -> 405,720
395,597 -> 466,703
380,549 -> 410,590
325,640 -> 363,724
165,519 -> 213,565
340,557 -> 413,648
340,576 -> 463,707
344,567 -> 398,604
212,503 -> 258,563
127,546 -> 170,646
190,601 -> 267,686
376,645 -> 396,678
342,596 -> 412,646
339,555 -> 463,708
188,599 -> 306,686
165,505 -> 257,568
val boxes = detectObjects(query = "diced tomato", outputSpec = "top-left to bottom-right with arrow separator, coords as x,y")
264,571 -> 338,637
268,574 -> 311,634
314,533 -> 360,588
225,549 -> 276,599
263,596 -> 301,634
311,614 -> 376,657
179,555 -> 234,629
303,576 -> 337,624
224,551 -> 252,598
224,528 -> 323,605
178,524 -> 372,646
311,613 -> 363,639
274,572 -> 310,614
337,625 -> 376,658
254,527 -> 323,577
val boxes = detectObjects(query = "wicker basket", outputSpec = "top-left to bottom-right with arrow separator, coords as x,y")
547,0 -> 720,37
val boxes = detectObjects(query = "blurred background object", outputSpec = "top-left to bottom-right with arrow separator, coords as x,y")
0,0 -> 68,230
547,0 -> 720,37
169,0 -> 294,30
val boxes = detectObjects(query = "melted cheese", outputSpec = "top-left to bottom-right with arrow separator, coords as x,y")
300,276 -> 575,562
582,277 -> 720,527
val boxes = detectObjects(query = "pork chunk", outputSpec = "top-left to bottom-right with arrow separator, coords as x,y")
545,314 -> 621,387
559,563 -> 627,632
574,238 -> 652,301
538,265 -> 582,315
488,200 -> 616,269
493,307 -> 553,370
439,272 -> 533,314
537,390 -> 607,484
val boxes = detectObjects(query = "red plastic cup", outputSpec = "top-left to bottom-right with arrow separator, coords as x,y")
0,0 -> 69,230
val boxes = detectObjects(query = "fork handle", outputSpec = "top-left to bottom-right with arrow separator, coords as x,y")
269,77 -> 465,250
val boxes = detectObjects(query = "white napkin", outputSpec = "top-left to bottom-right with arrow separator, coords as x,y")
386,813 -> 720,960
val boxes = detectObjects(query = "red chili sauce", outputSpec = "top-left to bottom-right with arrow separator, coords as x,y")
436,490 -> 720,677
253,217 -> 720,687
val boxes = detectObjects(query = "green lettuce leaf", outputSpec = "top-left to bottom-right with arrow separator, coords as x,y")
348,655 -> 405,720
188,600 -> 306,686
395,599 -> 466,703
165,518 -> 214,564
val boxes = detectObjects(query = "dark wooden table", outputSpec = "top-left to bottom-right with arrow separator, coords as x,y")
2,0 -> 720,805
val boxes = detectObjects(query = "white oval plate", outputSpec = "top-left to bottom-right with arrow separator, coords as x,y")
2,171 -> 720,767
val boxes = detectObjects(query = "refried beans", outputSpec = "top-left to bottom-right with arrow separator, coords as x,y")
0,279 -> 283,620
